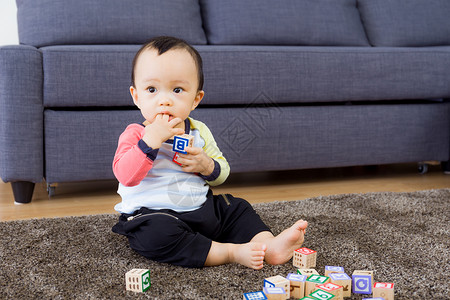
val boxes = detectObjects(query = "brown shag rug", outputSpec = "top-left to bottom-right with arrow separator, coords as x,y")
1,189 -> 449,299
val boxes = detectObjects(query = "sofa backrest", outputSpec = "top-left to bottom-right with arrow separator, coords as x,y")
16,0 -> 450,47
16,0 -> 207,47
200,0 -> 369,46
358,0 -> 450,47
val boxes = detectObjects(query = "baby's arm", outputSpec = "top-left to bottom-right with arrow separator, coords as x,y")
176,119 -> 230,186
113,124 -> 158,186
114,116 -> 184,186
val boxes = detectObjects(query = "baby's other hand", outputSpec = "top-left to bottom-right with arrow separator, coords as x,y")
176,147 -> 214,176
142,114 -> 184,149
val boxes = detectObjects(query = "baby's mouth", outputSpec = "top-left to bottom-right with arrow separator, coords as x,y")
160,112 -> 174,120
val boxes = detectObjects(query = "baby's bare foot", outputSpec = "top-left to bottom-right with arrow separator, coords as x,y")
265,220 -> 308,265
230,242 -> 267,270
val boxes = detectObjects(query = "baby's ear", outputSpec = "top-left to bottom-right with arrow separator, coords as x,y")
191,90 -> 204,110
130,86 -> 139,108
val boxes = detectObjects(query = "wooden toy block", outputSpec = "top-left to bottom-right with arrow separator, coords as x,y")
173,134 -> 194,154
286,273 -> 307,299
324,266 -> 345,276
264,275 -> 290,299
362,298 -> 385,300
172,152 -> 182,165
316,282 -> 343,300
299,297 -> 317,300
328,273 -> 351,298
309,289 -> 335,299
373,282 -> 395,300
293,247 -> 317,268
352,270 -> 374,295
243,291 -> 268,300
297,268 -> 319,276
305,275 -> 330,296
125,269 -> 150,293
262,287 -> 286,300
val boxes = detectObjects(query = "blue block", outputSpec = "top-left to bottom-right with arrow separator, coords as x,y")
243,291 -> 267,300
173,135 -> 190,154
352,274 -> 372,294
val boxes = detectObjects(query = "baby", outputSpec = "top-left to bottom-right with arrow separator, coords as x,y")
112,36 -> 308,269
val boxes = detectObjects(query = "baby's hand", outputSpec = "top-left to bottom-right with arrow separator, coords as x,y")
142,114 -> 184,149
176,147 -> 215,176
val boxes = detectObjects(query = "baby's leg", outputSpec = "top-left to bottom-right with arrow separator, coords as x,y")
204,241 -> 266,269
251,220 -> 308,265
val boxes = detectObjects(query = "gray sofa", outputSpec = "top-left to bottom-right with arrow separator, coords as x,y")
1,0 -> 450,203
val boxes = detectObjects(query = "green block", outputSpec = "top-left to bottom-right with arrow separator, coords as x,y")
300,297 -> 317,300
309,289 -> 335,299
306,274 -> 329,284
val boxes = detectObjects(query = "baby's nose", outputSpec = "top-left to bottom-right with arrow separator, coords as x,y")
158,96 -> 173,106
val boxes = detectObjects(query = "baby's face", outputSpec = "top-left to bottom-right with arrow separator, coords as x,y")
131,48 -> 203,126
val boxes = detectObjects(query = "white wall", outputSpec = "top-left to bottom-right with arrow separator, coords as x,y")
0,0 -> 19,46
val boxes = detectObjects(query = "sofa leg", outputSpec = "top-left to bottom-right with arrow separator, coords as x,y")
11,181 -> 35,204
441,161 -> 450,174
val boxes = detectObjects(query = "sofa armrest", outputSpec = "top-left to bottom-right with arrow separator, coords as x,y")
0,45 -> 43,184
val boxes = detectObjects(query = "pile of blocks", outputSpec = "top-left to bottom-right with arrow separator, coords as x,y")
243,247 -> 395,300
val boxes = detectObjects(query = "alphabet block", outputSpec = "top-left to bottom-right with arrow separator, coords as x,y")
328,273 -> 351,298
316,282 -> 343,300
264,275 -> 290,299
125,269 -> 151,293
293,247 -> 317,268
263,287 -> 286,300
373,282 -> 394,300
173,134 -> 194,154
286,273 -> 307,299
352,270 -> 374,295
324,266 -> 345,276
297,268 -> 319,276
243,291 -> 268,300
309,289 -> 335,299
305,275 -> 330,296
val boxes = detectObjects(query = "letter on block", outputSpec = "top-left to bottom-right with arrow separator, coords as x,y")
309,289 -> 335,299
325,266 -> 345,276
329,273 -> 351,298
287,273 -> 307,299
173,134 -> 194,154
243,291 -> 268,300
293,247 -> 317,268
263,287 -> 286,300
305,275 -> 330,296
264,275 -> 290,299
352,275 -> 372,294
297,268 -> 319,276
373,282 -> 394,300
317,282 -> 343,300
125,269 -> 150,293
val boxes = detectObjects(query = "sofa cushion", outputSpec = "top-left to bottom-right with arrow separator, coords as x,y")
200,0 -> 369,46
199,46 -> 450,105
358,0 -> 450,46
42,45 -> 450,107
16,0 -> 206,47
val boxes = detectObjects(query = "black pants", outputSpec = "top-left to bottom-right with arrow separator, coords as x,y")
112,190 -> 271,268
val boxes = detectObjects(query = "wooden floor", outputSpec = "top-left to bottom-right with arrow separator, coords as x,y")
1,163 -> 449,221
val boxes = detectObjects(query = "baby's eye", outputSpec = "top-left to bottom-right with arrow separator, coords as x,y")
173,87 -> 183,94
147,87 -> 156,93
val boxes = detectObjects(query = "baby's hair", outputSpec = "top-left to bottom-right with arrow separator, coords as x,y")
131,36 -> 204,91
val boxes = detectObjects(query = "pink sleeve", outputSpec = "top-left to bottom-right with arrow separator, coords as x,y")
112,124 -> 155,186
